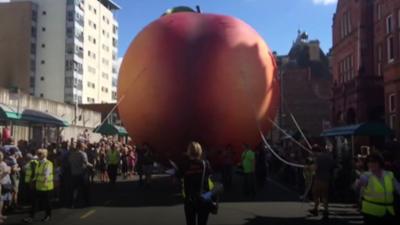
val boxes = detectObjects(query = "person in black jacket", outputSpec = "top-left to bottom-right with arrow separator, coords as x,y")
177,142 -> 212,225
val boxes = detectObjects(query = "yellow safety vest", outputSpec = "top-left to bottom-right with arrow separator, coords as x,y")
24,160 -> 38,183
361,171 -> 395,217
107,150 -> 119,165
35,160 -> 54,191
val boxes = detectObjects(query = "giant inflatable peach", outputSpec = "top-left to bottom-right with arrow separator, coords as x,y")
118,7 -> 279,161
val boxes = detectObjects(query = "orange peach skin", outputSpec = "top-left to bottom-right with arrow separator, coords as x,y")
118,12 -> 279,161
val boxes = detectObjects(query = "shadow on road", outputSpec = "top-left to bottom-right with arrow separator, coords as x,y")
84,174 -> 301,208
243,215 -> 363,225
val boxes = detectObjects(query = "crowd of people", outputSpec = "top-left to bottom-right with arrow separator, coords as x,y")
0,130 -> 157,224
268,142 -> 400,224
1,123 -> 400,225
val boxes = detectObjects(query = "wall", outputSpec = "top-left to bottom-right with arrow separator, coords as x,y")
0,87 -> 102,143
281,67 -> 331,137
0,2 -> 33,93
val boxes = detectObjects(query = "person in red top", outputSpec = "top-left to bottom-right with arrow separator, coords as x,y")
2,125 -> 11,145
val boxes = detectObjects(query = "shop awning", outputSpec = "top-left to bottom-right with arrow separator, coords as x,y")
94,122 -> 128,136
21,109 -> 69,127
321,122 -> 392,137
0,103 -> 21,120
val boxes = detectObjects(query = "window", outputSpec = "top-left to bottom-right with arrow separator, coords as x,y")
66,27 -> 74,38
30,43 -> 36,54
41,60 -> 45,64
378,45 -> 383,61
32,10 -> 37,22
389,115 -> 396,129
386,15 -> 393,34
67,11 -> 74,21
40,76 -> 44,81
389,94 -> 396,113
378,62 -> 382,76
93,8 -> 96,14
377,45 -> 383,76
41,44 -> 45,48
40,93 -> 44,98
346,12 -> 352,35
42,27 -> 46,32
31,27 -> 37,37
387,36 -> 394,62
30,59 -> 36,71
93,38 -> 96,44
42,11 -> 46,15
338,55 -> 353,83
112,91 -> 117,100
93,23 -> 96,29
398,9 -> 400,28
341,11 -> 352,39
88,66 -> 96,73
377,4 -> 382,20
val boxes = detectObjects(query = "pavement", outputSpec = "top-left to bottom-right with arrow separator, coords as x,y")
5,174 -> 363,225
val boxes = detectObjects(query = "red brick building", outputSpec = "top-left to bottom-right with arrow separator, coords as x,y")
374,0 -> 400,137
331,0 -> 384,126
277,31 -> 332,138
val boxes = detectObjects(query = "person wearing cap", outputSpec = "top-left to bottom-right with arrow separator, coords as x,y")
358,152 -> 400,225
24,149 -> 54,223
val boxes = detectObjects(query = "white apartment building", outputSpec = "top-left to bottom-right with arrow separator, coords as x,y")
10,0 -> 120,104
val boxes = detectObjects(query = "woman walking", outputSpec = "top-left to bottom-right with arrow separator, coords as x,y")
177,142 -> 217,225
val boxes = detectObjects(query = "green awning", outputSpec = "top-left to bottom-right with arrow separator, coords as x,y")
94,122 -> 128,136
0,103 -> 21,120
21,109 -> 69,127
321,122 -> 393,137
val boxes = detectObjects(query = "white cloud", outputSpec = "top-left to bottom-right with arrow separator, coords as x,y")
312,0 -> 337,5
0,0 -> 10,3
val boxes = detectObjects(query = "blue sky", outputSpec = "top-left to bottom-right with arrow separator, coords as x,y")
114,0 -> 337,58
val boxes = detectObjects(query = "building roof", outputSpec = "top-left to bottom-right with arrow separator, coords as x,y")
285,36 -> 330,79
99,0 -> 120,10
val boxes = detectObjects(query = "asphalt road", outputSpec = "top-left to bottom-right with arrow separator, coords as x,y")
5,175 -> 363,225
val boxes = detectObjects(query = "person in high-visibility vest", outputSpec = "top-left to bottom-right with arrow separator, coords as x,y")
358,152 -> 400,225
241,144 -> 256,198
23,149 -> 54,223
23,154 -> 38,205
106,144 -> 120,186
